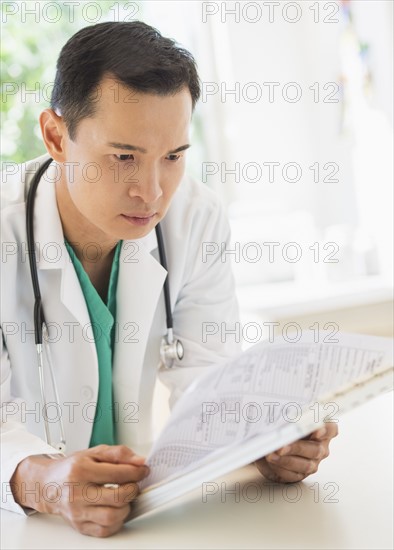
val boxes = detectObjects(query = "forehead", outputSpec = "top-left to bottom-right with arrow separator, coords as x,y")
89,77 -> 193,131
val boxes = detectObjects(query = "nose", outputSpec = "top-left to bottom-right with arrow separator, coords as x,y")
128,164 -> 163,204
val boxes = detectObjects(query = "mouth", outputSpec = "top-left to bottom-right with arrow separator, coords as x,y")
121,213 -> 157,226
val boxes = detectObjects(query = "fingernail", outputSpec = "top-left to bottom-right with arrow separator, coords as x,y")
316,428 -> 327,438
278,445 -> 291,455
268,453 -> 280,462
130,455 -> 146,464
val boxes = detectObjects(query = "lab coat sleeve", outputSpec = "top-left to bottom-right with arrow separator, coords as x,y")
0,327 -> 63,515
158,195 -> 243,408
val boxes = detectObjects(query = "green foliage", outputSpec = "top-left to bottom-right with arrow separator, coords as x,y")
1,1 -> 142,164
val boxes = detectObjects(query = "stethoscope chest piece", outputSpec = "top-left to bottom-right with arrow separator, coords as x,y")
160,330 -> 184,369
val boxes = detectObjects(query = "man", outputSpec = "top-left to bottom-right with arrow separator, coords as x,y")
1,21 -> 337,537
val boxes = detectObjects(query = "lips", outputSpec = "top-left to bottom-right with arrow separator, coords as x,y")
121,213 -> 157,227
123,213 -> 156,218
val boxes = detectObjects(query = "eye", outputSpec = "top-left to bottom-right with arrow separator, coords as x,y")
114,154 -> 134,161
166,154 -> 181,162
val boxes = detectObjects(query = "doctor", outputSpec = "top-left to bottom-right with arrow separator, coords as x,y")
1,21 -> 337,538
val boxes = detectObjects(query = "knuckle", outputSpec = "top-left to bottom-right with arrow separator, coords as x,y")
72,517 -> 119,538
115,445 -> 132,460
90,444 -> 110,456
96,444 -> 111,451
286,444 -> 296,455
283,472 -> 302,483
133,468 -> 148,482
124,482 -> 139,499
122,504 -> 133,522
99,508 -> 119,526
271,472 -> 284,483
274,458 -> 286,470
132,485 -> 140,499
68,512 -> 92,532
96,524 -> 113,538
316,444 -> 326,459
77,522 -> 93,536
118,444 -> 131,454
327,423 -> 339,437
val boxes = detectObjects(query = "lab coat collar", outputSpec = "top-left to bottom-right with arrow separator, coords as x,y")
33,158 -> 66,271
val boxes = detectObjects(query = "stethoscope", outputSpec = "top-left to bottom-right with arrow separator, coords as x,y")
26,157 -> 184,453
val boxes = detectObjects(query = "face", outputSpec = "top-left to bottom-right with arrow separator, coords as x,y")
50,77 -> 192,243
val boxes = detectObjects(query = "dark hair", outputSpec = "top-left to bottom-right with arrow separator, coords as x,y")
50,21 -> 201,140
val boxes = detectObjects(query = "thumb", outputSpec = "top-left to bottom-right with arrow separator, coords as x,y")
309,427 -> 327,440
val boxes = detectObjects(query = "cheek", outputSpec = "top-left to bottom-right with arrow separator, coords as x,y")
161,180 -> 181,211
67,178 -> 112,221
162,165 -> 185,201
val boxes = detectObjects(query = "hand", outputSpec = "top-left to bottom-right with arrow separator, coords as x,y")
11,444 -> 149,537
254,423 -> 338,483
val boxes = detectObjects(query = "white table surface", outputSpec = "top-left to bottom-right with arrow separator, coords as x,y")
1,392 -> 393,550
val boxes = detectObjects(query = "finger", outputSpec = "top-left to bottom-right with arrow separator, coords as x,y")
79,502 -> 131,525
78,519 -> 124,538
99,483 -> 140,507
273,440 -> 329,461
275,422 -> 338,454
266,453 -> 318,476
66,453 -> 149,485
303,428 -> 326,441
71,484 -> 139,510
255,458 -> 307,484
124,502 -> 136,524
81,462 -> 149,485
87,444 -> 147,465
263,464 -> 307,484
324,422 -> 339,438
309,422 -> 339,441
93,504 -> 131,526
69,503 -> 130,537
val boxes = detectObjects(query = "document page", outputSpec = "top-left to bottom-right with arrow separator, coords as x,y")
140,332 -> 393,492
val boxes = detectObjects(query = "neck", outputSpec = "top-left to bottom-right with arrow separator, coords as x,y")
55,178 -> 119,266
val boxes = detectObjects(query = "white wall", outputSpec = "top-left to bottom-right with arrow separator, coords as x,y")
142,1 -> 393,287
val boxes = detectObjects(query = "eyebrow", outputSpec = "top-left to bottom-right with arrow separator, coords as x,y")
107,142 -> 191,155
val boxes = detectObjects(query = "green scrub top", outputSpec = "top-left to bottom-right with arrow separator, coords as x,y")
64,239 -> 123,447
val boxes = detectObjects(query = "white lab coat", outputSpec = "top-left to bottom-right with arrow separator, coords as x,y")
0,153 -> 241,514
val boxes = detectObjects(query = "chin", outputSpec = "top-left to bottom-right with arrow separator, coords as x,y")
118,216 -> 159,240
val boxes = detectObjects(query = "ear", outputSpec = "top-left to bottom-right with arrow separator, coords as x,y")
39,109 -> 69,162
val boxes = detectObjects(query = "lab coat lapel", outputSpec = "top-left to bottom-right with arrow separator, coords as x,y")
32,158 -> 99,449
113,231 -> 167,447
33,156 -> 168,448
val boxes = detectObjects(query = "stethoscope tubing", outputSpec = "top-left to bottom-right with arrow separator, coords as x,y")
24,157 -> 182,452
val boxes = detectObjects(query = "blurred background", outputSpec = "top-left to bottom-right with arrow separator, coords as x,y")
1,0 -> 393,345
